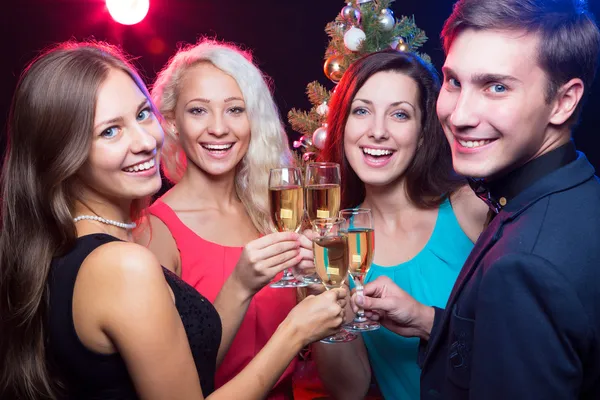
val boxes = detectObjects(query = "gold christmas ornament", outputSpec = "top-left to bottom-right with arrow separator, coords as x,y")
323,56 -> 344,83
395,38 -> 408,52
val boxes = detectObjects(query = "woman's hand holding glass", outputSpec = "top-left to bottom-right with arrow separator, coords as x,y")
230,232 -> 303,298
282,288 -> 348,346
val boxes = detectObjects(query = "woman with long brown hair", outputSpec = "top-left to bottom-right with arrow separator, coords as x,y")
0,41 -> 345,400
311,50 -> 488,399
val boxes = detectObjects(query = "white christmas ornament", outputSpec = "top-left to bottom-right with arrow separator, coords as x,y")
344,27 -> 366,52
316,102 -> 329,116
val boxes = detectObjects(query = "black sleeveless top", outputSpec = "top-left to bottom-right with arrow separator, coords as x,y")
46,234 -> 221,399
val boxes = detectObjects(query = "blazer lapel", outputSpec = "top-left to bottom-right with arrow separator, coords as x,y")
423,213 -> 505,363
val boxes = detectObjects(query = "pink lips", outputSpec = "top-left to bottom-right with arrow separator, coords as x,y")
361,148 -> 395,168
200,143 -> 235,160
123,164 -> 157,177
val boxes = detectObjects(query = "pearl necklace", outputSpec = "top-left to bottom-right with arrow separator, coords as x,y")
73,215 -> 137,230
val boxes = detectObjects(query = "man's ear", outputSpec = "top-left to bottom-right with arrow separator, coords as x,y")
549,78 -> 584,126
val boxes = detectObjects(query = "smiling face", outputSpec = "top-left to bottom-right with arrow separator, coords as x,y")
172,62 -> 251,178
437,28 -> 564,179
78,68 -> 164,202
343,70 -> 422,187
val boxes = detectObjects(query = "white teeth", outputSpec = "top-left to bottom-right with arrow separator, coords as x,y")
457,139 -> 492,148
124,158 -> 155,172
362,148 -> 393,156
203,143 -> 233,150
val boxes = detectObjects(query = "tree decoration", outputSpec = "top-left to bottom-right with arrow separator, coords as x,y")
288,0 -> 431,165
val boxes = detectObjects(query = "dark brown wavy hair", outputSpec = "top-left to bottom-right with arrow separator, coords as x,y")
0,41 -> 153,399
318,49 -> 462,209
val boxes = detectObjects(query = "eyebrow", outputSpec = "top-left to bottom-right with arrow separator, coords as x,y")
94,98 -> 149,131
442,66 -> 521,85
352,98 -> 415,111
186,96 -> 245,105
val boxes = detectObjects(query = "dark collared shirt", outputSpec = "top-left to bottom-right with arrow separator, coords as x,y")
468,141 -> 578,214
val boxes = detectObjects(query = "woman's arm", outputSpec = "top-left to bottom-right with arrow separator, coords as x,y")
210,291 -> 346,399
212,232 -> 302,365
75,242 -> 205,400
77,241 -> 346,400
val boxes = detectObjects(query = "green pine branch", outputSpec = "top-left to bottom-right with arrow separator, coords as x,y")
306,81 -> 331,107
288,108 -> 322,136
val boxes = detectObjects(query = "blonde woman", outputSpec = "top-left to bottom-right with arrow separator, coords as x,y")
146,40 -> 312,399
0,40 -> 345,400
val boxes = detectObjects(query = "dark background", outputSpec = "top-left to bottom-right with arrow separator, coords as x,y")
1,0 -> 599,171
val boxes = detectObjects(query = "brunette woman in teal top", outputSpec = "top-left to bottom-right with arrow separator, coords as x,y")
311,50 -> 489,400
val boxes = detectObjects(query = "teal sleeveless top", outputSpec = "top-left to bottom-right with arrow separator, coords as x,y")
359,199 -> 474,400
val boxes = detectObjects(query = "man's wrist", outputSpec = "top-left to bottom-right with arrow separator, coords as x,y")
416,304 -> 435,341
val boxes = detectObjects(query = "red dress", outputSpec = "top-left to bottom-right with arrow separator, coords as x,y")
149,200 -> 298,399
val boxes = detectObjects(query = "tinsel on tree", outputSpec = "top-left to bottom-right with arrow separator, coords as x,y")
288,0 -> 430,165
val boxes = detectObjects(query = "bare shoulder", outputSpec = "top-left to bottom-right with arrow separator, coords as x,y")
73,241 -> 170,351
81,240 -> 165,285
449,185 -> 489,243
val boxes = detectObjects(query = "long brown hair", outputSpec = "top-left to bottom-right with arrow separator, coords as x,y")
319,49 -> 462,209
0,41 -> 153,399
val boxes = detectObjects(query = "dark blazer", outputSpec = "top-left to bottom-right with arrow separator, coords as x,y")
420,153 -> 600,399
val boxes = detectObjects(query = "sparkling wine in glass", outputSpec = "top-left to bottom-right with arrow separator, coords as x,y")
340,208 -> 379,332
303,162 -> 341,284
269,167 -> 307,288
312,217 -> 357,343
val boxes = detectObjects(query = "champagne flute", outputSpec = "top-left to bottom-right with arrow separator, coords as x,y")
312,217 -> 357,343
339,208 -> 379,332
305,162 -> 341,221
269,167 -> 308,288
303,162 -> 341,284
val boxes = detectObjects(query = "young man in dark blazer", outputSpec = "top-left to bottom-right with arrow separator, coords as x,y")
352,0 -> 600,398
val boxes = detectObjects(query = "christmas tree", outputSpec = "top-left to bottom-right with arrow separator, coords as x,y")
288,0 -> 430,164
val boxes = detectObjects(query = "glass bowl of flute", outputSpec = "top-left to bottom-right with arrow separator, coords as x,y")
311,217 -> 357,343
339,208 -> 380,332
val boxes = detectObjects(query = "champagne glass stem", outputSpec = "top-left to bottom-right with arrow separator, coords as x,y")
282,268 -> 294,280
354,276 -> 368,323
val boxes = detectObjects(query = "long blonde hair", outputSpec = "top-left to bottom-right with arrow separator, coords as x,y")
152,39 -> 293,234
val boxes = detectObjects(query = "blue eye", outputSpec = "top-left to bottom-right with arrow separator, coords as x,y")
101,126 -> 119,138
137,108 -> 153,121
489,84 -> 507,93
393,111 -> 408,120
352,107 -> 369,116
